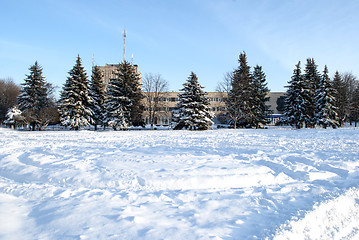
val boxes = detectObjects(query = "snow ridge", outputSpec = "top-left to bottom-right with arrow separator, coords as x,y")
0,128 -> 359,239
272,188 -> 359,239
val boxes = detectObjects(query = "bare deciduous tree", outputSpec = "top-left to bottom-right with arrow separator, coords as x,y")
0,78 -> 21,123
215,71 -> 233,125
142,73 -> 169,129
340,72 -> 359,124
216,71 -> 233,94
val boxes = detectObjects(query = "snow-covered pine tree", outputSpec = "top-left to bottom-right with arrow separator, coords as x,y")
128,67 -> 145,127
4,106 -> 24,129
282,61 -> 307,129
314,66 -> 339,128
17,61 -> 52,130
251,65 -> 271,128
226,52 -> 252,128
332,71 -> 348,127
172,72 -> 214,130
105,61 -> 144,129
58,55 -> 93,130
89,66 -> 106,130
303,58 -> 321,128
105,61 -> 133,130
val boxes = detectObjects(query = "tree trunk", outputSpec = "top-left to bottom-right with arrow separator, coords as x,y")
31,122 -> 36,131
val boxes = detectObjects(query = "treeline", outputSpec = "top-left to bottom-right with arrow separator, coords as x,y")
2,52 -> 269,131
1,53 -> 358,130
280,58 -> 359,128
59,56 -> 144,130
162,52 -> 271,130
5,56 -> 145,131
3,55 -> 177,131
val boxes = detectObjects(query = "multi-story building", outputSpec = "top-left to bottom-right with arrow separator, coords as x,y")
142,91 -> 285,126
98,64 -> 285,126
98,64 -> 141,87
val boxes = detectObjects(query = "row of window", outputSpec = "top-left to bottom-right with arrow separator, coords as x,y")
211,107 -> 226,112
144,117 -> 170,125
144,107 -> 227,112
145,97 -> 228,102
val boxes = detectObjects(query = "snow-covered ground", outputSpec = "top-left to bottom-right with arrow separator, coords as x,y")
0,127 -> 358,239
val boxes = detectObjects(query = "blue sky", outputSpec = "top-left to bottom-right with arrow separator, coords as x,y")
1,0 -> 359,96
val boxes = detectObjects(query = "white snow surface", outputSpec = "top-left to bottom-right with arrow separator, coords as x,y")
0,127 -> 359,239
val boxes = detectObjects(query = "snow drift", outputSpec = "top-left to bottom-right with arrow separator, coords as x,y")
0,127 -> 358,239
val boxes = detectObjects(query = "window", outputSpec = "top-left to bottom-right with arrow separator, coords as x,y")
162,117 -> 169,125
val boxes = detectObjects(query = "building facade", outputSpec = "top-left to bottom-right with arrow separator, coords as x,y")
98,64 -> 285,126
98,64 -> 141,87
141,91 -> 285,126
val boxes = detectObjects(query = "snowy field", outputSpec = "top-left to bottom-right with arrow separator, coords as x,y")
0,127 -> 359,239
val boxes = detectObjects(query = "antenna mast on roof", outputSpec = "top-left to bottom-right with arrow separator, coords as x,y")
123,29 -> 127,62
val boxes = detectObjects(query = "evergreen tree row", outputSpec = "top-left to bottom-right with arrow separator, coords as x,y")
8,54 -> 359,131
226,52 -> 271,128
58,56 -> 144,130
282,59 -> 340,128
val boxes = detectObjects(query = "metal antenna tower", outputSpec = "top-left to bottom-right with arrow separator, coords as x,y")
123,29 -> 127,62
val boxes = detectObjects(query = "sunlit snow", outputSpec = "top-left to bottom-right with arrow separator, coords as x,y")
0,127 -> 358,239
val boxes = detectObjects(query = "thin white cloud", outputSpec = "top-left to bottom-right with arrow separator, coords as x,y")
204,0 -> 359,73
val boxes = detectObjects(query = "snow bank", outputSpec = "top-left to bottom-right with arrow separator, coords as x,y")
0,128 -> 358,239
272,188 -> 359,239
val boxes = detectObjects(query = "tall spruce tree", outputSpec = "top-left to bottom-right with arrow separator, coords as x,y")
314,66 -> 339,128
89,66 -> 106,130
58,55 -> 93,130
303,58 -> 321,128
251,65 -> 271,128
172,72 -> 214,130
282,61 -> 307,129
105,61 -> 144,129
17,61 -> 53,130
227,52 -> 252,128
332,71 -> 347,127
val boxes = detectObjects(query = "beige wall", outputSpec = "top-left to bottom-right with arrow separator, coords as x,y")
98,64 -> 141,87
141,92 -> 285,125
